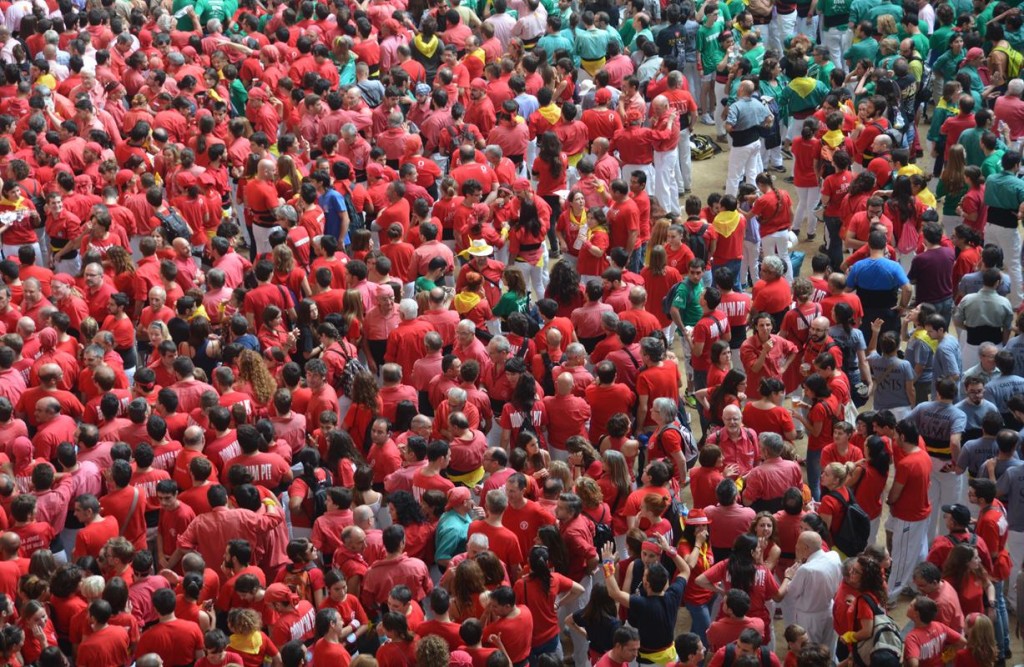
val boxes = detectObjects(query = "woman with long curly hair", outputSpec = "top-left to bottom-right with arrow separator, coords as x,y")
544,259 -> 583,318
106,247 -> 138,305
449,559 -> 488,623
237,348 -> 278,409
696,533 -> 782,635
344,370 -> 381,453
514,545 -> 584,660
943,544 -> 995,617
492,267 -> 531,324
532,130 -> 567,227
748,511 -> 781,572
846,554 -> 889,645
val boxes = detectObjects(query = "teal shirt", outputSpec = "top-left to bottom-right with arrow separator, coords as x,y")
743,43 -> 765,70
866,1 -> 902,23
932,49 -> 965,81
672,278 -> 705,328
984,171 -> 1024,211
228,79 -> 248,117
959,127 -> 1005,167
630,27 -> 654,50
962,64 -> 985,94
848,0 -> 875,25
930,25 -> 954,55
574,27 -> 610,60
818,0 -> 851,29
844,37 -> 878,67
537,33 -> 574,62
435,511 -> 471,562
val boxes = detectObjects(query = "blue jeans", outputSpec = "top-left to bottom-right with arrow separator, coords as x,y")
807,449 -> 822,501
529,634 -> 561,666
995,580 -> 1011,658
712,259 -> 742,291
686,600 -> 714,647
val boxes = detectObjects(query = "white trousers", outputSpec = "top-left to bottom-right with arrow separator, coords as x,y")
741,239 -> 760,288
2,242 -> 39,264
514,256 -> 548,300
761,230 -> 794,282
677,128 -> 692,192
793,186 -> 820,235
823,27 -> 852,70
888,516 -> 930,601
794,14 -> 818,39
929,457 -> 964,542
985,224 -> 1023,307
654,149 -> 681,215
557,573 -> 593,667
252,224 -> 282,257
621,163 -> 656,199
770,12 -> 797,54
725,140 -> 763,196
714,81 -> 727,137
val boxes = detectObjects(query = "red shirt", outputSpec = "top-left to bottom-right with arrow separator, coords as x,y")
752,277 -> 793,314
483,607 -> 533,663
136,618 -> 205,666
467,520 -> 524,572
100,485 -> 147,550
606,198 -> 640,251
892,448 -> 932,521
635,363 -> 681,427
76,624 -> 131,667
513,573 -> 573,645
905,622 -> 964,667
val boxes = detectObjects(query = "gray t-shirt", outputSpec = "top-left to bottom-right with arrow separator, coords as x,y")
932,333 -> 963,396
997,460 -> 1024,531
958,435 -> 999,477
867,352 -> 914,411
955,398 -> 999,436
984,373 -> 1024,414
910,401 -> 967,454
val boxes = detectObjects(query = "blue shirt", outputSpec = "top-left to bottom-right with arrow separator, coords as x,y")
515,93 -> 540,121
955,397 -> 999,436
958,435 -> 999,477
846,257 -> 909,292
984,373 -> 1024,413
1005,335 -> 1024,376
236,333 -> 260,351
932,333 -> 962,395
905,334 -> 935,383
318,189 -> 348,243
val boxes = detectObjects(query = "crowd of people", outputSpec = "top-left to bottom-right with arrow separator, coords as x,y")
0,0 -> 1021,663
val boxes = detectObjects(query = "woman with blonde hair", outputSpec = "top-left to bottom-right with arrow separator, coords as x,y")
271,244 -> 311,299
956,613 -> 997,667
936,144 -> 969,238
646,218 -> 672,263
340,289 -> 365,346
818,462 -> 854,551
275,154 -> 303,200
237,348 -> 278,408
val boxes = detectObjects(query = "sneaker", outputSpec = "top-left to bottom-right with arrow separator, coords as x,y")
781,147 -> 793,159
683,394 -> 698,409
806,233 -> 816,241
701,113 -> 715,125
715,134 -> 728,143
783,175 -> 795,183
771,164 -> 786,173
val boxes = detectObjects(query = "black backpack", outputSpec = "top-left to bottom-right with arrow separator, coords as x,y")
684,222 -> 710,263
824,489 -> 871,556
309,468 -> 334,520
340,188 -> 365,233
583,504 -> 615,554
724,644 -> 772,667
156,208 -> 193,243
663,280 -> 684,317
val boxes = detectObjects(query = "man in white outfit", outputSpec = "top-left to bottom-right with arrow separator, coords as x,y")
650,95 -> 681,215
724,81 -> 772,196
783,531 -> 843,651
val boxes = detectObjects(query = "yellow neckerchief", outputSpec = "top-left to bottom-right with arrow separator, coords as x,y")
916,189 -> 937,208
822,129 -> 845,148
898,164 -> 923,177
466,47 -> 486,65
788,76 -> 818,98
414,34 -> 440,59
453,291 -> 482,313
686,538 -> 712,570
229,631 -> 263,655
569,207 -> 586,230
207,87 -> 224,103
911,327 -> 939,352
0,195 -> 24,209
713,209 -> 742,238
537,103 -> 561,125
935,96 -> 959,116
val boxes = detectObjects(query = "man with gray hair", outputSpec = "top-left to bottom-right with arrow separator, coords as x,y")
741,432 -> 804,512
468,489 -> 524,580
384,298 -> 434,379
553,343 -> 594,397
996,78 -> 1024,153
725,80 -> 773,195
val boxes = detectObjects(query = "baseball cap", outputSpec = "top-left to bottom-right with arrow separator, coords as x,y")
941,503 -> 971,526
966,47 -> 984,60
445,487 -> 471,511
512,178 -> 531,191
471,77 -> 487,89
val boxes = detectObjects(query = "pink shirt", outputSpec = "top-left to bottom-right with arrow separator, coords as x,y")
570,301 -> 613,339
361,554 -> 433,610
412,240 -> 456,277
454,337 -> 489,367
411,352 -> 443,392
704,503 -> 756,551
742,458 -> 803,506
996,94 -> 1024,140
363,306 -> 400,341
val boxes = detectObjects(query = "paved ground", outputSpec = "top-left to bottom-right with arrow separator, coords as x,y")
665,129 -> 1024,659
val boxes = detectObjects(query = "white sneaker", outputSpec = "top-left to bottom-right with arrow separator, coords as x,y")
700,113 -> 714,125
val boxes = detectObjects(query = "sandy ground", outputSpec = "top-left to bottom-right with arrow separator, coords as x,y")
666,129 -> 1024,660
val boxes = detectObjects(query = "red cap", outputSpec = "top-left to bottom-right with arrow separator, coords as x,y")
595,88 -> 611,104
249,87 -> 269,101
445,487 -> 471,511
115,169 -> 134,187
626,109 -> 643,124
966,46 -> 984,60
264,583 -> 298,606
367,163 -> 385,179
471,77 -> 487,89
85,142 -> 103,155
685,508 -> 712,525
513,178 -> 531,191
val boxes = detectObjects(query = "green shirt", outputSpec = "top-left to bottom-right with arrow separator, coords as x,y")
927,98 -> 958,143
848,0 -> 875,25
435,510 -> 471,561
908,33 -> 930,61
493,291 -> 530,319
810,59 -> 835,84
228,79 -> 248,117
929,25 -> 954,55
935,179 -> 968,216
672,279 -> 705,328
415,276 -> 439,293
697,19 -> 726,70
743,43 -> 765,70
818,0 -> 851,29
983,150 -> 1007,178
844,37 -> 878,67
932,49 -> 965,81
867,1 -> 902,23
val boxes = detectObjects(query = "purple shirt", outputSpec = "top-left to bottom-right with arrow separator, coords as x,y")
908,246 -> 955,304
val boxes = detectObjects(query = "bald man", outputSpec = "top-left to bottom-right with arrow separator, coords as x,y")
781,531 -> 843,650
544,372 -> 591,461
243,158 -> 285,257
650,95 -> 681,216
